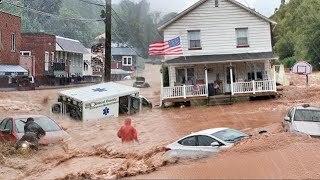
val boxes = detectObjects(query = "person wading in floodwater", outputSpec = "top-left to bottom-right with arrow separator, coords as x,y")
117,117 -> 139,144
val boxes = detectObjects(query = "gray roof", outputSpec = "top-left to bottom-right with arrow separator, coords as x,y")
158,0 -> 277,31
165,52 -> 275,64
56,36 -> 89,54
0,65 -> 28,73
111,48 -> 138,56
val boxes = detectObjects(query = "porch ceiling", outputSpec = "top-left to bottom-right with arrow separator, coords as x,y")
165,52 -> 275,65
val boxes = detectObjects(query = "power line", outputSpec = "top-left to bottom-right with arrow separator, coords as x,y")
78,0 -> 105,8
2,0 -> 104,22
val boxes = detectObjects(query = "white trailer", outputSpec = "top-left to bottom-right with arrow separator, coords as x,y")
52,82 -> 142,121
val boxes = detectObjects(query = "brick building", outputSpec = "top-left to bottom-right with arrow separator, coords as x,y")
0,11 -> 28,87
21,33 -> 89,85
0,11 -> 21,65
21,33 -> 56,84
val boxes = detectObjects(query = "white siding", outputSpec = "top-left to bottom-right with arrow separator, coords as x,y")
164,0 -> 272,58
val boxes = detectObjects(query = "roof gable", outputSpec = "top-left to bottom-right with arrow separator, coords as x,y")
158,0 -> 277,31
56,36 -> 89,54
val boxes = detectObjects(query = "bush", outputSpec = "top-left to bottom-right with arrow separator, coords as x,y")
283,56 -> 297,68
275,59 -> 281,65
162,66 -> 169,87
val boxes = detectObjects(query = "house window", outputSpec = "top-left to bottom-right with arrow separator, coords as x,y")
236,28 -> 249,47
188,30 -> 201,50
176,68 -> 195,85
51,52 -> 55,65
45,52 -> 49,71
11,33 -> 16,52
215,0 -> 219,7
122,56 -> 132,66
20,51 -> 31,56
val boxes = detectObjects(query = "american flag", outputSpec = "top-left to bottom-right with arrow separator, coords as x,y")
149,37 -> 184,56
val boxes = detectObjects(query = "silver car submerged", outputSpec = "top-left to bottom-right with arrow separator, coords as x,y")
164,128 -> 250,159
283,104 -> 320,137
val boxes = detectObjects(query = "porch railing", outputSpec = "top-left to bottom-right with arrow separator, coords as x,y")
233,80 -> 276,94
162,84 -> 208,99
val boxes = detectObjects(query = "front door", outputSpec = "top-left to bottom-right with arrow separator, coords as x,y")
196,135 -> 221,153
225,66 -> 236,93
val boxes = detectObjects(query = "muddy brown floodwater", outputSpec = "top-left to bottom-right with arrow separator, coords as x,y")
1,64 -> 320,179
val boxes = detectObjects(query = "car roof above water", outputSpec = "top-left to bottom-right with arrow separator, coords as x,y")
294,105 -> 320,111
192,128 -> 228,135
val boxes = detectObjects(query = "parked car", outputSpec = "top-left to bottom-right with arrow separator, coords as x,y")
164,128 -> 250,159
133,77 -> 150,88
0,115 -> 69,145
283,104 -> 320,137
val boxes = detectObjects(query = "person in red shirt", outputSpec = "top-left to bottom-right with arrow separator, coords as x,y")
117,117 -> 139,143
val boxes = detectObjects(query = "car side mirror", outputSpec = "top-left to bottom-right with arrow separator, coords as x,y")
284,116 -> 291,122
211,142 -> 220,146
1,129 -> 11,135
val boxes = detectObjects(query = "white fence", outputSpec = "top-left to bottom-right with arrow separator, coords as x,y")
162,84 -> 208,99
233,80 -> 276,94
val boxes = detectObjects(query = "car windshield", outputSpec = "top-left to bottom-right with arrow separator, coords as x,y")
15,117 -> 61,133
212,129 -> 249,143
294,109 -> 320,122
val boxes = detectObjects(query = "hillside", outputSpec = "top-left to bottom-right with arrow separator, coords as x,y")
0,0 -> 105,47
271,0 -> 320,67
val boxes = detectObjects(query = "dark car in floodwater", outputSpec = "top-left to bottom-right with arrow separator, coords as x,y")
283,104 -> 320,137
0,115 -> 68,145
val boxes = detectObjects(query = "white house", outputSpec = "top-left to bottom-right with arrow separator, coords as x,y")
83,48 -> 93,77
159,0 -> 278,103
55,36 -> 89,78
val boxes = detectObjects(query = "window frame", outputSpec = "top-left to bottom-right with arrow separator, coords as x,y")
20,51 -> 32,56
11,33 -> 16,52
45,51 -> 50,71
235,28 -> 249,48
197,135 -> 218,146
176,67 -> 195,85
178,136 -> 197,146
122,56 -> 133,66
215,0 -> 219,7
0,119 -> 9,130
51,52 -> 55,65
187,30 -> 202,50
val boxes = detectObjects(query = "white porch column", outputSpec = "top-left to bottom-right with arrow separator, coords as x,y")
183,84 -> 186,99
205,67 -> 208,96
273,64 -> 277,92
252,80 -> 256,94
230,66 -> 234,95
160,68 -> 163,106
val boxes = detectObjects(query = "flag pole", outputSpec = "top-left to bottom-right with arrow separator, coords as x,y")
178,36 -> 187,61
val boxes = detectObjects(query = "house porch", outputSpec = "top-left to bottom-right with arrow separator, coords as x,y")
161,58 -> 277,103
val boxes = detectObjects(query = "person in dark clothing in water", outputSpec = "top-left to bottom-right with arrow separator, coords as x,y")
14,117 -> 46,150
23,117 -> 46,139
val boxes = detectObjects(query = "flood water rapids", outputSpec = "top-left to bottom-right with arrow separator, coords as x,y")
2,65 -> 320,179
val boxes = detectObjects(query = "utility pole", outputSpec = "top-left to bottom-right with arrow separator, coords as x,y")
104,0 -> 111,82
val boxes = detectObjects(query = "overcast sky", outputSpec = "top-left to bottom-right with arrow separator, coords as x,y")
112,0 -> 284,17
